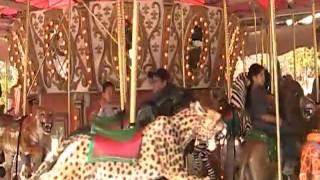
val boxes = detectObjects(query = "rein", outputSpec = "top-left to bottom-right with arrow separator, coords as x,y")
14,115 -> 28,180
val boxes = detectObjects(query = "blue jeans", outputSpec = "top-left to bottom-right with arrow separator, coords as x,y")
253,121 -> 299,162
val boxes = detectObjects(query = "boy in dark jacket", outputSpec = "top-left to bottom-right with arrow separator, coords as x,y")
136,68 -> 192,127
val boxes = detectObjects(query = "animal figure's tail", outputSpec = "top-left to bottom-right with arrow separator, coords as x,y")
27,135 -> 79,180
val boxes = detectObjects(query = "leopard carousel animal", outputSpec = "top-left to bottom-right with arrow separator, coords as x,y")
27,102 -> 226,180
0,106 -> 54,179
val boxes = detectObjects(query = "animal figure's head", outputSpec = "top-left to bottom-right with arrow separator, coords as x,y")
190,101 -> 225,139
180,101 -> 226,151
34,107 -> 54,135
299,95 -> 320,131
279,78 -> 304,124
300,96 -> 316,122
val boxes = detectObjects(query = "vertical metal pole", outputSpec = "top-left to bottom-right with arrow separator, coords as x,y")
269,21 -> 274,94
16,0 -> 30,177
242,39 -> 246,73
223,0 -> 231,104
312,0 -> 319,103
261,22 -> 265,66
223,1 -> 235,180
67,0 -> 72,135
266,26 -> 270,72
253,7 -> 258,63
269,0 -> 282,178
129,0 -> 139,125
121,1 -> 127,108
22,0 -> 30,116
181,7 -> 186,88
292,12 -> 297,80
4,52 -> 8,111
117,0 -> 126,111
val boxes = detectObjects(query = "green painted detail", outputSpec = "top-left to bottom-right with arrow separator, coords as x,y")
245,129 -> 277,161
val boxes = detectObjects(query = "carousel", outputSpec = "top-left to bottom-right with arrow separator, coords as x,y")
0,0 -> 319,179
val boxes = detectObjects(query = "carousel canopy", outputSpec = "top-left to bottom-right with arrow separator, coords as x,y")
0,0 -> 319,59
0,0 -> 320,15
0,0 -> 319,31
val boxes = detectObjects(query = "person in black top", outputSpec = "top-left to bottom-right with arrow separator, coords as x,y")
246,64 -> 298,175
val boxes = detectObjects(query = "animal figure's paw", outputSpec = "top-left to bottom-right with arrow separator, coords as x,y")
20,164 -> 33,179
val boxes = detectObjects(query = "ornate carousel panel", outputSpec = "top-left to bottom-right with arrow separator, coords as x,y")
88,0 -> 163,90
8,0 -> 229,93
166,3 -> 222,88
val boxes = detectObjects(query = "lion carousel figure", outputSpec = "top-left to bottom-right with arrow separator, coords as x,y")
0,83 -> 55,180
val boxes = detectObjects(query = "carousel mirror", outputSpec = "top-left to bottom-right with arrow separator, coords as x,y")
188,25 -> 203,70
49,30 -> 68,79
125,19 -> 132,51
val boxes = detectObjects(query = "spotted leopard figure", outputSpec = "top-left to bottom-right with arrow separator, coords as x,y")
27,102 -> 225,180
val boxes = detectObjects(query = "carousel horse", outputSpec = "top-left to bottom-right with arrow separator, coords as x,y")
235,77 -> 312,180
0,107 -> 54,179
27,102 -> 227,180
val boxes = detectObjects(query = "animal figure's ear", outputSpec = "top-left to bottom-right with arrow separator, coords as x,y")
207,109 -> 222,121
190,101 -> 205,114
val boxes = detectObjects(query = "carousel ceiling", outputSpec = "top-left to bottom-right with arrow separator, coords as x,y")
0,0 -> 320,15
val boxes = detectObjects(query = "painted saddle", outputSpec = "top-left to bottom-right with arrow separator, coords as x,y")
88,113 -> 142,163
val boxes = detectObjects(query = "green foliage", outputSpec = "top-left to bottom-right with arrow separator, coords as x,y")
233,47 -> 316,94
279,47 -> 316,80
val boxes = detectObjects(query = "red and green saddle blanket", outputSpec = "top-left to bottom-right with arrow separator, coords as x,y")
87,113 -> 142,164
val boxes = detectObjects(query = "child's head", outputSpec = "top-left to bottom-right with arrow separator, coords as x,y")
101,81 -> 115,103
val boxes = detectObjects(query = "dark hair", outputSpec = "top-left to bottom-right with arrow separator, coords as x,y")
264,69 -> 271,94
245,64 -> 265,109
102,81 -> 115,92
147,68 -> 170,82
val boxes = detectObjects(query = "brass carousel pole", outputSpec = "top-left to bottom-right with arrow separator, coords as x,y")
5,49 -> 8,111
181,7 -> 186,88
312,0 -> 319,103
22,0 -> 30,116
261,22 -> 265,66
269,0 -> 282,178
116,0 -> 126,111
253,6 -> 259,63
67,0 -> 72,136
242,38 -> 246,72
121,1 -> 127,108
16,0 -> 30,177
266,25 -> 270,72
292,12 -> 297,80
223,0 -> 231,103
269,20 -> 274,94
129,0 -> 139,126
